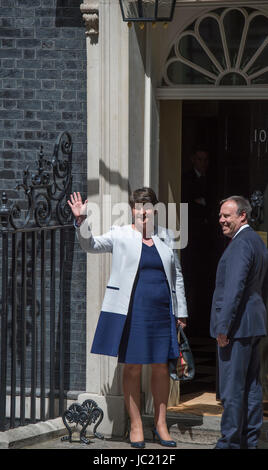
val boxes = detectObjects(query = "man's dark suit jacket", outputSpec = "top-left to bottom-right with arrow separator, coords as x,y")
210,226 -> 268,339
181,168 -> 209,227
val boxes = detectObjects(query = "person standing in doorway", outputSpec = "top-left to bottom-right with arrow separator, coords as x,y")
210,196 -> 268,449
181,148 -> 212,337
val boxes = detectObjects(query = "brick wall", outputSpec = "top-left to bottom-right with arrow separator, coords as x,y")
0,0 -> 87,391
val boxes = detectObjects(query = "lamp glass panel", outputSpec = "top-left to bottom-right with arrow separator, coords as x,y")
141,0 -> 156,19
120,0 -> 140,19
158,0 -> 174,19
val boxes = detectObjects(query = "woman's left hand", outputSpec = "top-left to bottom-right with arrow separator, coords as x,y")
177,318 -> 187,329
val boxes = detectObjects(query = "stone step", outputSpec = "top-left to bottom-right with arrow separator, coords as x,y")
143,413 -> 221,445
142,413 -> 268,447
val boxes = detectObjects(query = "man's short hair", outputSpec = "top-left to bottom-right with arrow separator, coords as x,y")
191,147 -> 209,157
220,195 -> 252,221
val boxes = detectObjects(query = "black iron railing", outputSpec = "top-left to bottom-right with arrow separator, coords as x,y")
0,131 -> 74,431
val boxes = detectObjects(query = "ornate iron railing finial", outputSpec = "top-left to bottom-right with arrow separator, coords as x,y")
0,131 -> 73,231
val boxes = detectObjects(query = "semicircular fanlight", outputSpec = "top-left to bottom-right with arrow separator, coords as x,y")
163,7 -> 268,87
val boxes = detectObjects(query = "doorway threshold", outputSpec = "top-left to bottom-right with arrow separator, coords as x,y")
168,392 -> 268,421
168,392 -> 222,417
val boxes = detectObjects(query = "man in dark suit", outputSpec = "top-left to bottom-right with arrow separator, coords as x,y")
210,195 -> 268,449
181,149 -> 212,336
182,149 -> 210,231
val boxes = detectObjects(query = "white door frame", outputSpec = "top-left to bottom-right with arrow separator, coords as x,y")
156,86 -> 268,100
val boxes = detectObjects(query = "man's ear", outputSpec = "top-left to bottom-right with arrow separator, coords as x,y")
240,210 -> 247,223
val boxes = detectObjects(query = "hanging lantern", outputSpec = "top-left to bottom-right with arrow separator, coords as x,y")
119,0 -> 176,23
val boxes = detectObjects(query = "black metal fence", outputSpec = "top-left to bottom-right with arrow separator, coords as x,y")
0,132 -> 75,431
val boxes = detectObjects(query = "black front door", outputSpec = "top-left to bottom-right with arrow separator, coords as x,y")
181,100 -> 268,397
217,101 -> 268,216
217,101 -> 268,404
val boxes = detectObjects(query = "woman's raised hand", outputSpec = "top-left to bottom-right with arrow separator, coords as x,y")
67,192 -> 88,220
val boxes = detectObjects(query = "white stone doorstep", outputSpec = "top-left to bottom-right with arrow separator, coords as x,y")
0,417 -> 72,449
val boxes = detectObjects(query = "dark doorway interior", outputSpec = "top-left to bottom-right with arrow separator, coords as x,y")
180,100 -> 268,396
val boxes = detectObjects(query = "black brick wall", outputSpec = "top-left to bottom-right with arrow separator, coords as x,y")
0,0 -> 87,391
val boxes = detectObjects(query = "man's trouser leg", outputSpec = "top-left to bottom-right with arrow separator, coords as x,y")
216,337 -> 263,449
241,337 -> 263,449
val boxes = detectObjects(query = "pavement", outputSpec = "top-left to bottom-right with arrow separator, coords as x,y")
1,393 -> 268,453
22,435 -> 214,450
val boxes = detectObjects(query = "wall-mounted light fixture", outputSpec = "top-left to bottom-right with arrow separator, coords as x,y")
119,0 -> 176,28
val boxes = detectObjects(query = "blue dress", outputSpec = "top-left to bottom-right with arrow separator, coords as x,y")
118,243 -> 180,364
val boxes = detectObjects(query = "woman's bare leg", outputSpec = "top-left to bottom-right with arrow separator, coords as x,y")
123,364 -> 144,442
151,363 -> 172,440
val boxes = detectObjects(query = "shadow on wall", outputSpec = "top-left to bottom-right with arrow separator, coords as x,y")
56,0 -> 84,28
99,160 -> 132,196
82,160 -> 132,201
101,362 -> 128,438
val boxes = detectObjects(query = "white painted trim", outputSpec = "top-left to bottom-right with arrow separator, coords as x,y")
156,86 -> 268,100
144,25 -> 152,186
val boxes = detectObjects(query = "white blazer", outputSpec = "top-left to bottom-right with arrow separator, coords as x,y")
77,221 -> 188,357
